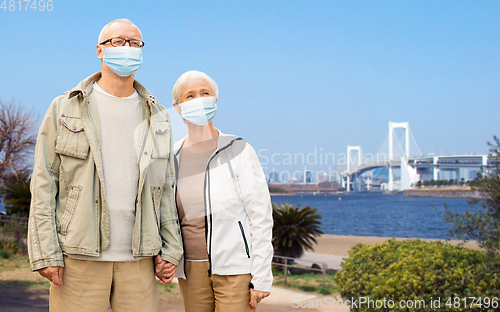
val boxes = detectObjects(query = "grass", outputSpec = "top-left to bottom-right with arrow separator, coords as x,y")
272,268 -> 337,295
0,254 -> 31,272
0,254 -> 46,288
0,254 -> 185,311
0,255 -> 332,312
157,282 -> 176,293
0,254 -> 50,311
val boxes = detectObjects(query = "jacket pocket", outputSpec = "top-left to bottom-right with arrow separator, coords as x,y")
151,185 -> 163,226
59,185 -> 83,236
151,120 -> 170,159
55,116 -> 90,159
238,221 -> 250,258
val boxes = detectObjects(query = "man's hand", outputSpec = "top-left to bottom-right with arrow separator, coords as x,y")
38,266 -> 64,285
249,289 -> 270,309
154,254 -> 177,285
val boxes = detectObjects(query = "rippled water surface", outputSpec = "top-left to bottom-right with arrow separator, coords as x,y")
271,192 -> 474,239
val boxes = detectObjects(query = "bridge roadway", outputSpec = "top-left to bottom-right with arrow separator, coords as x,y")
344,155 -> 496,179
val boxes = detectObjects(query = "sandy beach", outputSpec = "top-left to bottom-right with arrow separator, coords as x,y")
312,234 -> 480,257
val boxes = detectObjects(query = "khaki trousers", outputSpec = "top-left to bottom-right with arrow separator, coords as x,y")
178,261 -> 255,312
49,256 -> 156,312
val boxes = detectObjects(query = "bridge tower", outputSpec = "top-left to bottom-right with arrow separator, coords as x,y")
388,122 -> 410,191
347,146 -> 362,191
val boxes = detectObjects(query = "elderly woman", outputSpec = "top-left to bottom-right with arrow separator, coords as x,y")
157,70 -> 273,312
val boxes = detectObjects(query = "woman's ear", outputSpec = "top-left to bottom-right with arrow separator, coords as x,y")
173,103 -> 182,115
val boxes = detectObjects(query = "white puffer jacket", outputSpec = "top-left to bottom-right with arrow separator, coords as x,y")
173,130 -> 273,292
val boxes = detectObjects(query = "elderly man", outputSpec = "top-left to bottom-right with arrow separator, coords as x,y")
27,18 -> 182,311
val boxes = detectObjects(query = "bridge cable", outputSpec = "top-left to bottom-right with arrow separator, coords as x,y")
393,129 -> 406,158
409,129 -> 423,157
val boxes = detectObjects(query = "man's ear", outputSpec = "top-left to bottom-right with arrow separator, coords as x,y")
96,45 -> 104,61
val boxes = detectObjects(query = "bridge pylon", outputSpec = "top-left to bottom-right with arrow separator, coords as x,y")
388,122 -> 420,191
388,122 -> 409,191
346,146 -> 362,191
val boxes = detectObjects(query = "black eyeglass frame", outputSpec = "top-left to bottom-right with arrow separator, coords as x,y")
99,37 -> 145,48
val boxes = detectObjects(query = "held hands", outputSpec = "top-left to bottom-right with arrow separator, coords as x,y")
154,254 -> 177,285
38,266 -> 64,285
153,253 -> 270,307
249,289 -> 270,309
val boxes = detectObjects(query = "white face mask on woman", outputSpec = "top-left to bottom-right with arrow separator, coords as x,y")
179,96 -> 217,126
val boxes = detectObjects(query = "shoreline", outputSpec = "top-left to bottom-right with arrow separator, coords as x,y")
270,191 -> 345,196
404,188 -> 483,199
271,189 -> 482,199
313,234 -> 480,257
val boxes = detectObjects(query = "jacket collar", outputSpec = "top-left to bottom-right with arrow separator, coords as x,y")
174,128 -> 241,157
68,72 -> 156,102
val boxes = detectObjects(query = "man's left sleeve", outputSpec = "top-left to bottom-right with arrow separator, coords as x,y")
158,114 -> 183,266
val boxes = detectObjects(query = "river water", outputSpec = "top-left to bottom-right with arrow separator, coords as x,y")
271,192 -> 475,240
1,192 -> 474,240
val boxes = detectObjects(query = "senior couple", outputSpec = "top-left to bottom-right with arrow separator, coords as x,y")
27,18 -> 273,312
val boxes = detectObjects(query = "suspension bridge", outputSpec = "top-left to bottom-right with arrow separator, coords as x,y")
341,122 -> 497,192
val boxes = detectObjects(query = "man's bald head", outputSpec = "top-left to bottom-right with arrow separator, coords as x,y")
98,18 -> 142,44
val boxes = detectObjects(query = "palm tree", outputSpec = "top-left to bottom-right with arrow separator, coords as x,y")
272,203 -> 323,259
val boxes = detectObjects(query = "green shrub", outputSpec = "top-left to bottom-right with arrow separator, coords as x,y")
0,238 -> 27,255
0,222 -> 28,240
0,249 -> 10,259
334,239 -> 500,311
0,221 -> 28,255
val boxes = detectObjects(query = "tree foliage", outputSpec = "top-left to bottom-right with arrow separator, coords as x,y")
272,203 -> 323,259
442,135 -> 500,258
0,171 -> 31,217
0,100 -> 37,183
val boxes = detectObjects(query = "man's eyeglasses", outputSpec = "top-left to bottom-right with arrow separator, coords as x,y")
100,37 -> 145,48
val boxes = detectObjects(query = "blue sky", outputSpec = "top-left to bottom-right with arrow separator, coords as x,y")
1,0 -> 499,176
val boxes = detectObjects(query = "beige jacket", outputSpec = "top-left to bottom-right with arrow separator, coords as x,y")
28,72 -> 183,271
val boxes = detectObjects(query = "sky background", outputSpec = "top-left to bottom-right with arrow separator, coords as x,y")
1,0 -> 499,178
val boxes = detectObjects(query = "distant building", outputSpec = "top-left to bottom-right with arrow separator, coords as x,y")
269,171 -> 280,183
470,169 -> 480,180
304,170 -> 312,183
318,172 -> 327,182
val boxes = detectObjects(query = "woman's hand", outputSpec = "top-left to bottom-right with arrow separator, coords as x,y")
249,289 -> 270,308
154,254 -> 177,285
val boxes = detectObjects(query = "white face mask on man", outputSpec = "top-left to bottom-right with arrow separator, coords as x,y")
103,46 -> 143,77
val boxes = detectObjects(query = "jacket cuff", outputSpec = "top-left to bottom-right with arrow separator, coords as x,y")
30,258 -> 65,272
160,253 -> 180,267
251,282 -> 272,293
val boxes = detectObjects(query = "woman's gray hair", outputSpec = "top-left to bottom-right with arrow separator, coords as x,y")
172,70 -> 218,105
98,18 -> 142,44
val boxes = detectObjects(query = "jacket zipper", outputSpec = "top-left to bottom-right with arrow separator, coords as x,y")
238,221 -> 251,258
204,152 -> 217,277
203,138 -> 243,277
